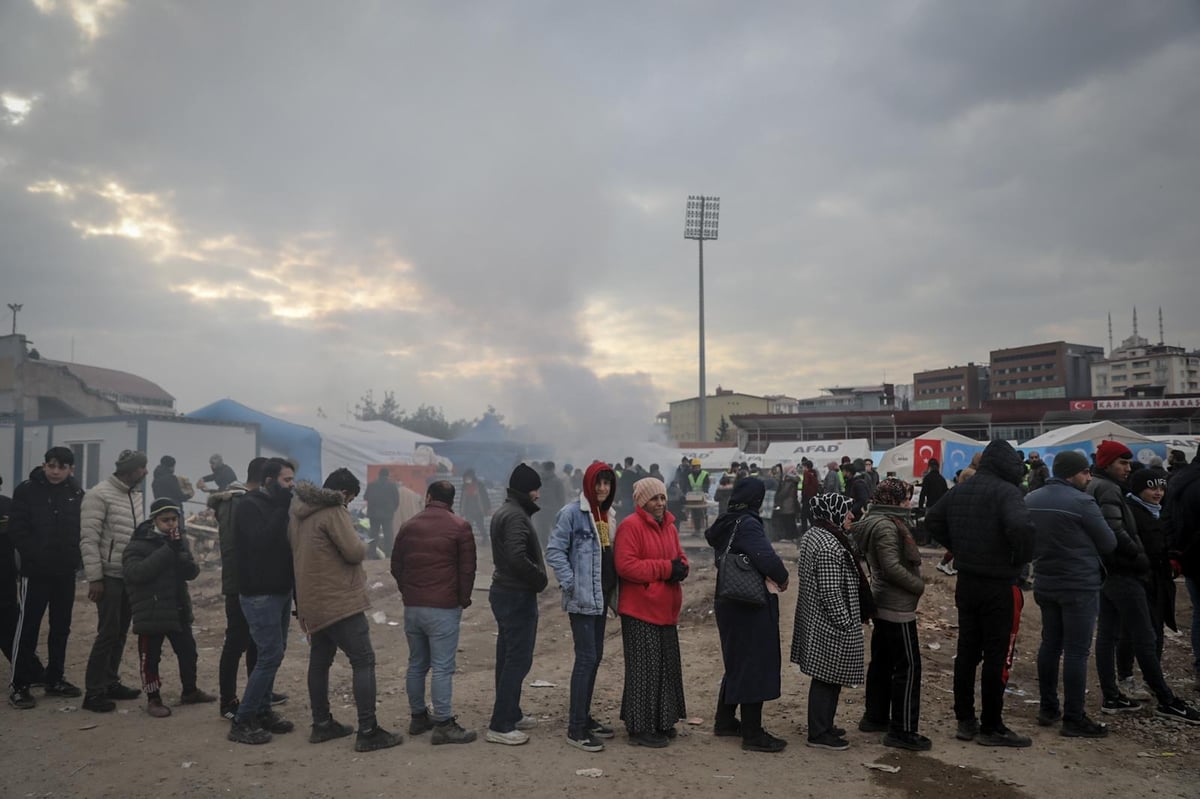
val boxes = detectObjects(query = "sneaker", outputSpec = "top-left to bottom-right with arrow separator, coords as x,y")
806,732 -> 850,751
858,715 -> 889,733
228,719 -> 272,745
257,709 -> 295,734
628,731 -> 669,748
106,683 -> 141,701
486,728 -> 530,746
81,693 -> 116,713
219,699 -> 240,721
515,715 -> 538,731
977,725 -> 1032,748
431,717 -> 477,745
1061,715 -> 1108,738
409,710 -> 434,735
955,718 -> 979,741
831,725 -> 846,737
269,691 -> 288,706
936,561 -> 957,576
1101,695 -> 1142,714
354,726 -> 403,753
43,680 -> 83,698
146,697 -> 172,718
8,688 -> 36,710
883,731 -> 932,751
1118,677 -> 1150,701
742,730 -> 787,753
1037,707 -> 1063,727
1155,698 -> 1200,726
180,688 -> 217,705
309,716 -> 354,744
587,719 -> 615,739
713,719 -> 742,737
566,732 -> 605,752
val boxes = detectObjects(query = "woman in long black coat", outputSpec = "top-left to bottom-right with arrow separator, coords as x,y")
705,477 -> 790,753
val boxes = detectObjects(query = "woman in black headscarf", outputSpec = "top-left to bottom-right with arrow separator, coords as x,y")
705,477 -> 790,753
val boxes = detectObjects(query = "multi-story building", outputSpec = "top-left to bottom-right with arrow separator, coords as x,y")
913,363 -> 988,410
795,384 -> 898,412
1091,333 -> 1200,397
988,342 -> 1103,401
667,386 -> 772,443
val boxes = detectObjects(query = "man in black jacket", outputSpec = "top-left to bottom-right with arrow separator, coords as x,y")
363,468 -> 400,558
228,458 -> 296,745
8,448 -> 85,709
925,440 -> 1035,747
1164,451 -> 1200,690
2,476 -> 45,687
486,463 -> 548,746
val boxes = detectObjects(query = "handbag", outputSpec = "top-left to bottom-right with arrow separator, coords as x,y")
716,519 -> 768,607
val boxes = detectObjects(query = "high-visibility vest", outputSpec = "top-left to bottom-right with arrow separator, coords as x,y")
688,471 -> 709,490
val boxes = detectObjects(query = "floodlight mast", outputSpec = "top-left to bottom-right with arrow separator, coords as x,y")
683,195 -> 719,443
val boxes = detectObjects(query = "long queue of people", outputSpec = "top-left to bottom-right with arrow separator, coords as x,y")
4,442 -> 1200,759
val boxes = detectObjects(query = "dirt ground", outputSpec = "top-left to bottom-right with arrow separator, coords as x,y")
2,536 -> 1198,799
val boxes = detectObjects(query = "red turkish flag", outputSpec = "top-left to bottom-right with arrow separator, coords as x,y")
912,438 -> 943,478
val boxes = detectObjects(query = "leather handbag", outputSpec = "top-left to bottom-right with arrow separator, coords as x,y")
716,519 -> 768,607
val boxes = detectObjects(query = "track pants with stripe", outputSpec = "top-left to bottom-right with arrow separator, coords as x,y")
864,618 -> 923,733
953,577 -> 1023,733
10,574 -> 75,689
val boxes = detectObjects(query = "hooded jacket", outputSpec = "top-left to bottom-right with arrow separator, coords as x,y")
80,474 -> 145,582
391,498 -> 477,609
288,482 -> 369,634
489,490 -> 548,593
1086,469 -> 1146,577
1025,478 -> 1116,593
208,485 -> 247,596
924,440 -> 1035,582
8,467 -> 84,577
1163,461 -> 1200,577
234,485 -> 294,596
857,505 -> 925,622
151,463 -> 189,505
545,462 -> 619,615
122,518 -> 198,635
614,505 -> 687,626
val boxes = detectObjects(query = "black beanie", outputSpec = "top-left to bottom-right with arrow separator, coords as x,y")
509,463 -> 542,495
1051,450 -> 1091,479
148,498 -> 181,519
1129,467 -> 1168,496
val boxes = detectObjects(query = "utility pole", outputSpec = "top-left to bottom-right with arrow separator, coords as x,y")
683,196 -> 720,442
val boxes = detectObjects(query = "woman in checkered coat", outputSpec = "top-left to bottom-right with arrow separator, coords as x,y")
790,493 -> 867,750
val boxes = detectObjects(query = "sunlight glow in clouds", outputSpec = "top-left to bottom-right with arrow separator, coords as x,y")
1,93 -> 36,125
32,0 -> 127,41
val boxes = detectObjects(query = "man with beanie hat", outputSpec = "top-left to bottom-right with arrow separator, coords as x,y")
1088,441 -> 1200,723
486,463 -> 548,745
1025,449 -> 1115,737
79,449 -> 149,712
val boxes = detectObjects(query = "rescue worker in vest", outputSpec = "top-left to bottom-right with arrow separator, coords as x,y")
686,460 -> 710,533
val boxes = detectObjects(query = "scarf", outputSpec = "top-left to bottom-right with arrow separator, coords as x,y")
1126,493 -> 1162,519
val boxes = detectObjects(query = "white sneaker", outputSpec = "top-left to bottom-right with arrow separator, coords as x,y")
515,715 -> 538,731
1118,677 -> 1151,700
486,728 -> 530,746
936,562 -> 957,576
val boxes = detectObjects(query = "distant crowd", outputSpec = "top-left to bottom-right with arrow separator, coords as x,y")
2,439 -> 1199,758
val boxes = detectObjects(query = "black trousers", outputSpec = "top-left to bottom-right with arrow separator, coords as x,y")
218,593 -> 258,704
953,577 -> 1022,732
864,618 -> 923,734
138,625 -> 198,697
11,573 -> 76,688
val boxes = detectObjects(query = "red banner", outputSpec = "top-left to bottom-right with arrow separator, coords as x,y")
912,438 -> 943,476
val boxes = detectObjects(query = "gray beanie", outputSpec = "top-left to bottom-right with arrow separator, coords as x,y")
115,449 -> 148,474
1051,450 -> 1091,479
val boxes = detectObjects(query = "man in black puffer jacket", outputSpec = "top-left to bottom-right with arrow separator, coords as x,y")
925,440 -> 1035,748
1163,452 -> 1200,689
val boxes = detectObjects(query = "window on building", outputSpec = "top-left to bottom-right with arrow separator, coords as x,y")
68,442 -> 102,489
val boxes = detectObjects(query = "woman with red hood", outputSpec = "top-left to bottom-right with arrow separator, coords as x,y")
545,461 -> 619,753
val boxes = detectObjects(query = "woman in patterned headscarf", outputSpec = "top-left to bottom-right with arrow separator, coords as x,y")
790,493 -> 869,751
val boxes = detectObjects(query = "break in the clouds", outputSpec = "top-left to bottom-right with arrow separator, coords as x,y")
2,1 -> 1198,438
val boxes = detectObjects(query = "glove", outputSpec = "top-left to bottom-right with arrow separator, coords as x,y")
669,557 -> 688,583
168,536 -> 183,551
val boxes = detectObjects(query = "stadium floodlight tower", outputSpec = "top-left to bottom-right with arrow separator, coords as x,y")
684,195 -> 719,443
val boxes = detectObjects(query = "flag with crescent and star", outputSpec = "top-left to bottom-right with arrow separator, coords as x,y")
942,441 -> 984,479
912,438 -> 943,478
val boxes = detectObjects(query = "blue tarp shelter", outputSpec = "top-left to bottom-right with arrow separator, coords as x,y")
187,399 -> 324,483
426,414 -> 547,483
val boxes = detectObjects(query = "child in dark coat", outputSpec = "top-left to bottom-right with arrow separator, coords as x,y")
122,499 -> 215,717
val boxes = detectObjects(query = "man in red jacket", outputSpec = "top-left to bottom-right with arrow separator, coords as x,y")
392,480 -> 478,745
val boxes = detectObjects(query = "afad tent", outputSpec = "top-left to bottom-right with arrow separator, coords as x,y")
1020,421 -> 1167,469
761,439 -> 872,468
426,413 -> 550,484
876,427 -> 983,481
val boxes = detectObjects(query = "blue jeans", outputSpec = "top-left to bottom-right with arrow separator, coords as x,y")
488,586 -> 538,732
1096,575 -> 1172,705
235,593 -> 291,723
1187,577 -> 1200,673
308,613 -> 377,732
1035,589 -> 1098,721
405,606 -> 463,721
567,613 -> 606,737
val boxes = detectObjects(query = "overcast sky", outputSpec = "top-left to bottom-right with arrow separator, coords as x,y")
3,1 -> 1198,445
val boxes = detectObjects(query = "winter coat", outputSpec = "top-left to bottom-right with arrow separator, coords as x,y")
846,474 -> 871,519
546,497 -> 618,616
801,468 -> 821,500
775,477 -> 801,515
122,519 -> 198,635
391,500 -> 477,609
151,464 -> 189,506
822,468 -> 842,495
790,524 -> 865,686
80,475 -> 144,582
534,468 -> 567,543
208,486 -> 247,596
489,491 -> 548,593
1164,462 -> 1200,577
857,506 -> 924,623
8,467 -> 84,577
917,470 -> 948,510
614,505 -> 688,626
924,440 -> 1035,582
706,505 -> 789,704
363,477 -> 400,521
1026,478 -> 1116,593
459,480 -> 491,523
0,494 -> 16,594
201,463 -> 238,490
1086,471 -> 1147,578
234,487 -> 294,596
1127,498 -> 1177,632
288,482 -> 369,634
